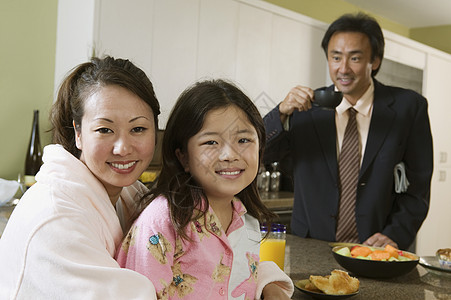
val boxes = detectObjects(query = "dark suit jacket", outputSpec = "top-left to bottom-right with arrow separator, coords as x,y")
263,80 -> 433,249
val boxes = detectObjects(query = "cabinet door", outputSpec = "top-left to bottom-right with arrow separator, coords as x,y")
151,0 -> 200,127
235,3 -> 327,116
54,0 -> 97,91
235,3 -> 273,103
96,0 -> 155,73
265,14 -> 326,117
424,53 -> 451,167
197,0 -> 239,80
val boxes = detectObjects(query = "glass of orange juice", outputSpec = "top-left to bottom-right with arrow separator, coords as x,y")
260,223 -> 286,270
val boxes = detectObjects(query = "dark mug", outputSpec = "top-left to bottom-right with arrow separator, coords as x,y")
313,88 -> 343,109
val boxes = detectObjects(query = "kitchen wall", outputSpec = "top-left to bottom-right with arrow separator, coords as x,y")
0,0 -> 57,180
263,0 -> 451,56
411,25 -> 451,54
261,0 -> 411,37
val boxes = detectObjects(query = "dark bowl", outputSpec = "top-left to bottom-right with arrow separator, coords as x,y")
313,89 -> 343,109
332,245 -> 419,278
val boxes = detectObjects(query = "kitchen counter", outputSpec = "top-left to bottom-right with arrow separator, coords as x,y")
260,191 -> 294,210
284,234 -> 451,299
1,191 -> 294,237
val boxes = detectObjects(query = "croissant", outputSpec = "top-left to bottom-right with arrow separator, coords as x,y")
309,269 -> 359,295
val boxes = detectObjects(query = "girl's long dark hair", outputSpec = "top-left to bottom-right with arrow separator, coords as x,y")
133,79 -> 276,240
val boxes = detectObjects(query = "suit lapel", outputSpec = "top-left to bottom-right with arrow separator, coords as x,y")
312,108 -> 338,182
360,81 -> 395,178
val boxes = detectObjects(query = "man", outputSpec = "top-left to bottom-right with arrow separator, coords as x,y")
263,12 -> 433,250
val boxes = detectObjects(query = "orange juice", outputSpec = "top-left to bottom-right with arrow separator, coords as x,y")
260,238 -> 286,270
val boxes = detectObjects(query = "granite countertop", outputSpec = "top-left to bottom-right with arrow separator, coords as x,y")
260,191 -> 294,210
284,234 -> 451,299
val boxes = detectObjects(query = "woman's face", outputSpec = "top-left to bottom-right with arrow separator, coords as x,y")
75,85 -> 155,200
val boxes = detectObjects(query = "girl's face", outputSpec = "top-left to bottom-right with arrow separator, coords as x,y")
75,85 -> 155,200
177,105 -> 259,203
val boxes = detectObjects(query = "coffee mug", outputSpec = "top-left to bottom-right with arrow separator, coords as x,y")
313,88 -> 343,109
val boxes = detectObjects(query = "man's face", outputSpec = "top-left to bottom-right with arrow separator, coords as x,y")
327,31 -> 381,104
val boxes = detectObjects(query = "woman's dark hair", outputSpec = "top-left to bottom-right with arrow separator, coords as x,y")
50,56 -> 160,158
135,79 -> 275,240
321,12 -> 385,77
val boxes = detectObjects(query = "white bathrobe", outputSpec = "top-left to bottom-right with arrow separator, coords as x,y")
0,144 -> 157,299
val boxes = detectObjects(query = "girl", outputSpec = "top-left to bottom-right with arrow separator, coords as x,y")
0,56 -> 159,299
116,79 -> 294,299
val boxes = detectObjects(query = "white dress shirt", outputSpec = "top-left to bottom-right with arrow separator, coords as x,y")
335,80 -> 375,165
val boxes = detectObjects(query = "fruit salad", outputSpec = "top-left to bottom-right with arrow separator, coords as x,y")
335,244 -> 417,261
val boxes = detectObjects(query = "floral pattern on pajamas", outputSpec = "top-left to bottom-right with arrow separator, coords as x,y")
116,196 -> 262,299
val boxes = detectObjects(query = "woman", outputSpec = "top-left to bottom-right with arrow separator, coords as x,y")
0,56 -> 159,299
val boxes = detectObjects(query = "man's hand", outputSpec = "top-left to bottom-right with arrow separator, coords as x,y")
279,85 -> 314,123
262,282 -> 291,300
363,233 -> 398,248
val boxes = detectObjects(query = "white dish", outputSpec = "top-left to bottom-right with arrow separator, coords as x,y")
419,256 -> 451,276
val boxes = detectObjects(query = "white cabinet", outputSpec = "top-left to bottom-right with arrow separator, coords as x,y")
54,0 -> 97,92
54,0 -> 328,126
95,0 -> 155,72
235,4 -> 273,103
424,54 -> 451,167
266,14 -> 326,116
150,0 -> 200,125
197,0 -> 240,80
384,32 -> 426,70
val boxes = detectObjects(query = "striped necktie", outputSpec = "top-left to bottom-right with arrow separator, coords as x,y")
336,107 -> 360,243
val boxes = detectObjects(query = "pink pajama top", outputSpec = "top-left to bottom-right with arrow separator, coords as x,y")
115,196 -> 293,299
